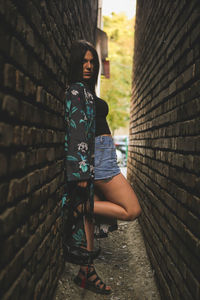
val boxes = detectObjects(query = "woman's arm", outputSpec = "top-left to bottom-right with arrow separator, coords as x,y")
64,84 -> 91,182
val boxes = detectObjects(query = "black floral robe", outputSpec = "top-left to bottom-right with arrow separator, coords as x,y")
62,82 -> 95,256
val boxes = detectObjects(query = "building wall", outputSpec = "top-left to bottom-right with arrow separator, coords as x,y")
128,1 -> 200,299
0,1 -> 98,299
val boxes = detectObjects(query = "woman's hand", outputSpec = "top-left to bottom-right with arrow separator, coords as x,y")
77,181 -> 88,188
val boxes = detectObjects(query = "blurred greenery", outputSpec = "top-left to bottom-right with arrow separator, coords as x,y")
101,13 -> 135,134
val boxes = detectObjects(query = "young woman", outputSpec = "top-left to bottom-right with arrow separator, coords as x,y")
62,40 -> 141,295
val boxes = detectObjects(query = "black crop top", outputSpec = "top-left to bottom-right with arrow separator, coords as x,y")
95,96 -> 111,137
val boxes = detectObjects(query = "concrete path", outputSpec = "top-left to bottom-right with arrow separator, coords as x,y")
53,219 -> 161,300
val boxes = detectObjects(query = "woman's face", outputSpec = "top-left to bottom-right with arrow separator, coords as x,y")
82,50 -> 94,80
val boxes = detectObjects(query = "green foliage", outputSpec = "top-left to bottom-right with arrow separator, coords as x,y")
101,13 -> 135,134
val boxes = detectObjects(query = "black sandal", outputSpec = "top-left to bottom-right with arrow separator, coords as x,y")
74,265 -> 111,295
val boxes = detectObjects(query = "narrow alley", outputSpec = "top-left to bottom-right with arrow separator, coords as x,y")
0,1 -> 199,299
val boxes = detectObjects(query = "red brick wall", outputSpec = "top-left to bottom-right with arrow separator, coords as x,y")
128,1 -> 200,299
0,1 -> 98,299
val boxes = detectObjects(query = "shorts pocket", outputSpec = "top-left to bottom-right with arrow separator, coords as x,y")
94,148 -> 104,167
110,147 -> 118,166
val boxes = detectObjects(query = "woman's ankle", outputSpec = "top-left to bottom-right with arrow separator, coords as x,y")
79,264 -> 94,274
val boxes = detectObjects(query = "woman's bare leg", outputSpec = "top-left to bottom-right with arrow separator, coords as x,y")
94,173 -> 141,221
84,172 -> 140,252
84,217 -> 94,251
76,173 -> 139,293
79,217 -> 111,292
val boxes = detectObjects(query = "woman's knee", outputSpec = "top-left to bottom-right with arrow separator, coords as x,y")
124,205 -> 142,221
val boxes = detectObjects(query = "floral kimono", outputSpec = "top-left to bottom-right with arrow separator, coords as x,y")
62,82 -> 97,264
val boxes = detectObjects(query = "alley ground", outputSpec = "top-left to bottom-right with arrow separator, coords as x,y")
53,218 -> 161,300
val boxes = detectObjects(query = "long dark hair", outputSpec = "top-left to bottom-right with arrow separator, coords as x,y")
68,40 -> 100,94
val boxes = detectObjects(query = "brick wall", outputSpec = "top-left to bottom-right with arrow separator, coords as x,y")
0,1 -> 98,299
128,1 -> 200,299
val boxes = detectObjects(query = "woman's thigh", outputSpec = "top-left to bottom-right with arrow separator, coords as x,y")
94,173 -> 141,214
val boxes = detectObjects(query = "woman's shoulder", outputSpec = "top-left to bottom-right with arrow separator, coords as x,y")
64,83 -> 86,102
96,96 -> 108,105
65,82 -> 95,106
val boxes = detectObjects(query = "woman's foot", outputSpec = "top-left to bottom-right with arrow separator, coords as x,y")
74,265 -> 111,294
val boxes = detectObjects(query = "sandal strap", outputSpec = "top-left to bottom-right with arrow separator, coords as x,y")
87,270 -> 97,278
98,282 -> 106,290
87,268 -> 105,287
102,283 -> 106,290
95,281 -> 107,291
76,266 -> 111,294
92,276 -> 101,284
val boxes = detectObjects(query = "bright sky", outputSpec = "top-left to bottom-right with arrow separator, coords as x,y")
102,0 -> 136,19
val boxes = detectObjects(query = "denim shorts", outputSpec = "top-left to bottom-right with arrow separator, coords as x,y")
94,135 -> 120,180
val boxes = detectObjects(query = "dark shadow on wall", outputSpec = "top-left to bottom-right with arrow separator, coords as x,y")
0,1 -> 98,299
128,1 -> 200,299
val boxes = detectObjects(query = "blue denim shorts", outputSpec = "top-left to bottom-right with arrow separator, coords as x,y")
94,135 -> 120,180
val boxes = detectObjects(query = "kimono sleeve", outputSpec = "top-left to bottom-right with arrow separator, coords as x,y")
64,85 -> 91,181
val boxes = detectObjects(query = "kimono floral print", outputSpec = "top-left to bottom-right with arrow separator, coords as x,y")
62,82 -> 96,255
64,82 -> 95,181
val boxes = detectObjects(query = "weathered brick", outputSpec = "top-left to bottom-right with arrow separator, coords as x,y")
15,70 -> 24,92
13,224 -> 29,250
186,270 -> 200,300
0,123 -> 14,146
12,125 -> 21,146
4,64 -> 16,89
0,235 -> 14,268
26,149 -> 37,167
22,274 -> 35,300
1,0 -> 98,299
9,151 -> 26,173
16,198 -> 29,224
0,25 -> 10,55
46,147 -> 55,162
2,95 -> 19,119
10,37 -> 28,70
190,20 -> 200,46
0,152 -> 8,177
19,101 -> 36,123
23,232 -> 40,264
2,279 -> 20,300
195,136 -> 200,152
1,248 -> 24,294
24,76 -> 36,97
0,207 -> 16,237
29,213 -> 39,233
36,148 -> 47,164
36,86 -> 45,104
4,0 -> 18,28
7,176 -> 28,203
37,234 -> 49,261
129,1 -> 200,299
0,182 -> 9,209
33,278 -> 43,300
26,170 -> 41,194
